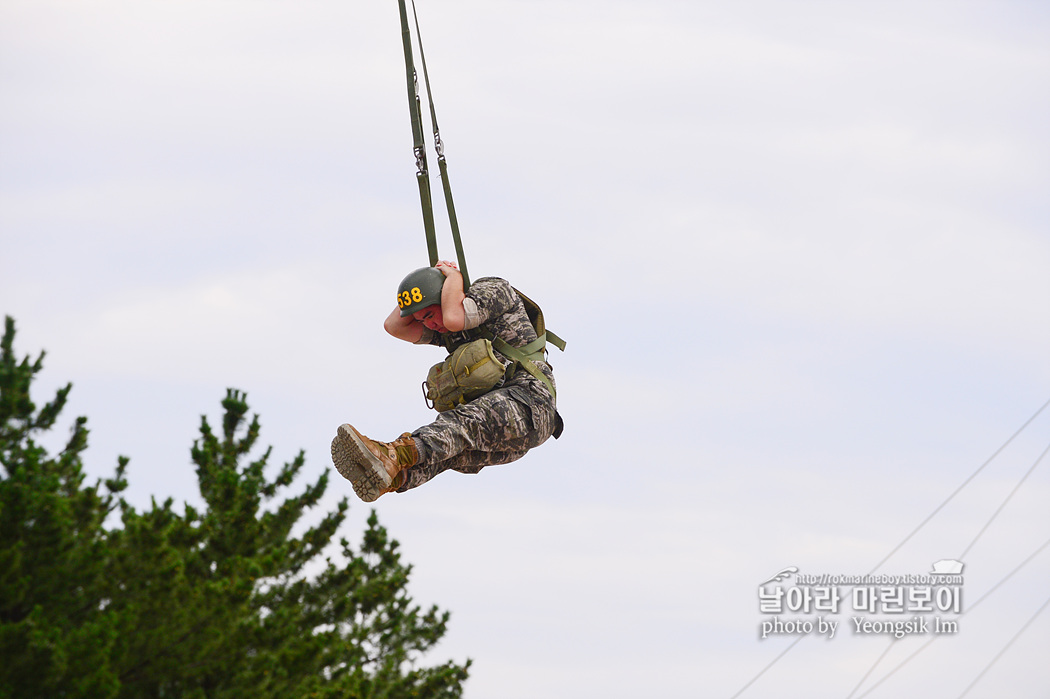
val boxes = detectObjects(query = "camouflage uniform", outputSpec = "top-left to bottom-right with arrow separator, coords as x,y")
397,277 -> 560,492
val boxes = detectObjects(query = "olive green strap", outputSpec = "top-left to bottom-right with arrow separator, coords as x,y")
396,0 -> 439,267
517,334 -> 547,361
398,0 -> 471,290
396,4 -> 565,353
485,334 -> 556,400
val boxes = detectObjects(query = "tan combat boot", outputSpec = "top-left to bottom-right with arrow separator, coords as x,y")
331,424 -> 418,502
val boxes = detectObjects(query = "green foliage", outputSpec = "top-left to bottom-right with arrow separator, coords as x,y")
0,316 -> 470,698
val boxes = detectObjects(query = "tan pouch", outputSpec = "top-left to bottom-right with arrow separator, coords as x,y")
423,338 -> 507,412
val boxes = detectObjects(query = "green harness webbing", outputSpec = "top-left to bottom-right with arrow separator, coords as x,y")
477,287 -> 565,401
397,0 -> 470,289
443,326 -> 560,400
395,0 -> 566,405
489,334 -> 556,399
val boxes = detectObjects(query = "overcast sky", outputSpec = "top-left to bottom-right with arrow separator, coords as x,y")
3,1 -> 1049,697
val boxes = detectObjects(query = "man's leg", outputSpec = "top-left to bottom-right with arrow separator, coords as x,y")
398,382 -> 555,491
331,427 -> 418,502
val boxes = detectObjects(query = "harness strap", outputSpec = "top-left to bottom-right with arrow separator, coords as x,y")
398,0 -> 471,290
517,334 -> 547,361
479,331 -> 557,400
545,330 -> 567,352
396,0 -> 439,267
395,4 -> 565,394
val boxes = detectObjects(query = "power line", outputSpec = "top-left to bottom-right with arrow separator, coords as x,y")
853,535 -> 1050,698
844,432 -> 1050,692
958,439 -> 1050,560
844,640 -> 896,699
731,398 -> 1050,698
728,636 -> 805,699
956,593 -> 1050,698
867,397 -> 1050,576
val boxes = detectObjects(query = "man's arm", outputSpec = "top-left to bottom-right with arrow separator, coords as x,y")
384,306 -> 425,343
437,261 -> 467,332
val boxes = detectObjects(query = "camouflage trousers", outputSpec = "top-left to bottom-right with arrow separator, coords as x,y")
397,372 -> 557,492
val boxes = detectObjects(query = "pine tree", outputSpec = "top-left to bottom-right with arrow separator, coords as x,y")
0,316 -> 470,698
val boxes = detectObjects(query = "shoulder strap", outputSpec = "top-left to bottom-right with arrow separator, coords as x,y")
483,332 -> 557,400
473,286 -> 565,399
512,287 -> 566,352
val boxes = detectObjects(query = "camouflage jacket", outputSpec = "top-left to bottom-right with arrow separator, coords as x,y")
416,276 -> 554,384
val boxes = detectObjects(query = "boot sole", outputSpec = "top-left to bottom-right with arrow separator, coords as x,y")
330,424 -> 392,502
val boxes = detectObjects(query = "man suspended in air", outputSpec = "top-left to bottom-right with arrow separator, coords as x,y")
331,260 -> 563,501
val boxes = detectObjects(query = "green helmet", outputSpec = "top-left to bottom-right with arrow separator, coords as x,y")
397,267 -> 445,317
